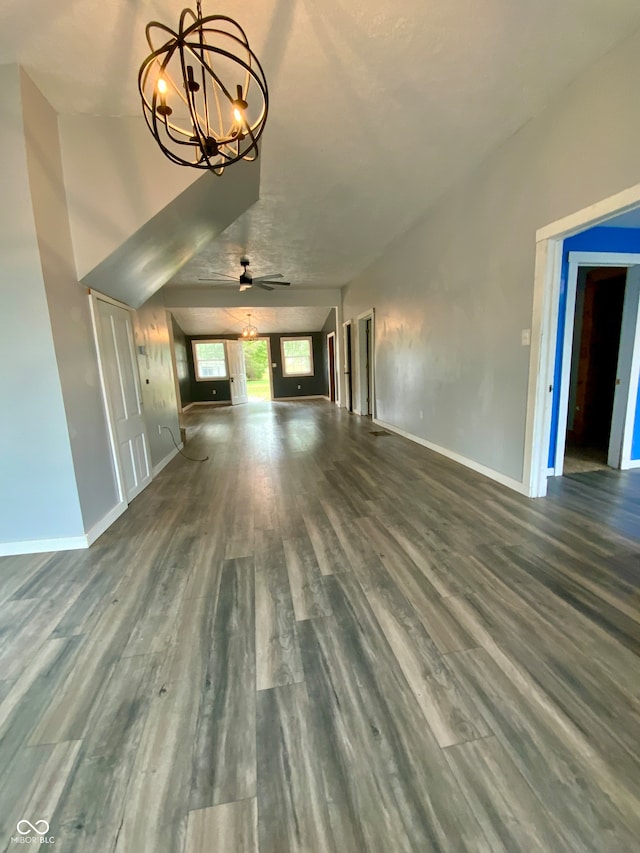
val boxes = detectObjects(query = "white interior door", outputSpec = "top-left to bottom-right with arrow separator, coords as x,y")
96,297 -> 152,501
227,340 -> 248,405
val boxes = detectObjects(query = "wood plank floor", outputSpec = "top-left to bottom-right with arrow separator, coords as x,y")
1,400 -> 640,851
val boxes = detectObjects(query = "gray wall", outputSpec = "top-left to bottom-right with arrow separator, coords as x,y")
21,70 -> 119,533
171,315 -> 193,410
134,291 -> 182,468
321,308 -> 337,393
343,28 -> 640,483
0,64 -> 84,545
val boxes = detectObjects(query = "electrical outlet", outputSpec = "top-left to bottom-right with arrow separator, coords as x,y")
419,410 -> 423,420
212,389 -> 217,396
297,384 -> 301,390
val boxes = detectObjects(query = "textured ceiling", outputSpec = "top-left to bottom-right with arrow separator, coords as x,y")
3,0 -> 640,289
171,306 -> 333,335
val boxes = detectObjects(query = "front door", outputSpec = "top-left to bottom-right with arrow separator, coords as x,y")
227,340 -> 249,405
96,297 -> 152,502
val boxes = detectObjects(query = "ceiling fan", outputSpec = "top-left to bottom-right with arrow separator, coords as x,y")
198,258 -> 291,291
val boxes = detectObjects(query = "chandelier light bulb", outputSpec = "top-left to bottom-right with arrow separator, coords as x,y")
241,313 -> 258,339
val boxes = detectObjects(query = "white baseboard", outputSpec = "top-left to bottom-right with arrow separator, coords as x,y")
85,500 -> 128,546
0,535 -> 88,557
0,498 -> 131,556
273,395 -> 325,401
373,418 -> 531,496
153,444 -> 183,477
621,458 -> 640,470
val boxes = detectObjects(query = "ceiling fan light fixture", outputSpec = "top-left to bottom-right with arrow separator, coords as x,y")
241,313 -> 258,339
138,1 -> 268,175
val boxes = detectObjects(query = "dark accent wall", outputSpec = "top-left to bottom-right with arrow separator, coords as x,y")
185,331 -> 328,402
187,334 -> 234,403
171,315 -> 193,409
270,332 -> 327,399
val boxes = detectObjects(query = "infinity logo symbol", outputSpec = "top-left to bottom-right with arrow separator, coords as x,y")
16,820 -> 50,836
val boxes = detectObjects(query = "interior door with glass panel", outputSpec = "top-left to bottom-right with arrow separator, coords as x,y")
227,340 -> 249,404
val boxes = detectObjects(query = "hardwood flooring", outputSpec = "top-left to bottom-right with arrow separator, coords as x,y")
1,400 -> 640,851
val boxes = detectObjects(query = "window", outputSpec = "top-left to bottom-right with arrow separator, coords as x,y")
281,336 -> 314,377
192,340 -> 228,380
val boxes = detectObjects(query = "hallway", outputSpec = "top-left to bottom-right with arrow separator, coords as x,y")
1,401 -> 640,851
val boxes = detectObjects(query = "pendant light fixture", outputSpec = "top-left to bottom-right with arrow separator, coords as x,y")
241,313 -> 258,339
138,0 -> 268,174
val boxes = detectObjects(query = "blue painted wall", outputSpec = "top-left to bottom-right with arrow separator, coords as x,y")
549,226 -> 640,466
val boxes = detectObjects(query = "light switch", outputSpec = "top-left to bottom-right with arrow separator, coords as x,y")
521,329 -> 531,347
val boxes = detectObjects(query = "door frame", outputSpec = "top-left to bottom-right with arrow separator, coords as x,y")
88,289 -> 152,506
241,336 -> 274,401
551,253 -> 640,475
326,331 -> 338,404
342,320 -> 353,412
355,308 -> 375,417
526,181 -> 640,497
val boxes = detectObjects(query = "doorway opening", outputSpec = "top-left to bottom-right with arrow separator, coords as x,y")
564,267 -> 626,474
242,338 -> 273,401
527,187 -> 640,497
343,321 -> 353,412
327,332 -> 337,402
356,309 -> 375,417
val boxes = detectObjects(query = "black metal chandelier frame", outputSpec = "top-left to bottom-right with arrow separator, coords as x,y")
138,0 -> 268,174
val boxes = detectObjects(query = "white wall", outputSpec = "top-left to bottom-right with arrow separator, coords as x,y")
58,115 -> 197,280
20,70 -> 120,534
343,27 -> 640,485
0,64 -> 84,547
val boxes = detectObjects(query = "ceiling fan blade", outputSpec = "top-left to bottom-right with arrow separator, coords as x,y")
252,273 -> 283,281
252,282 -> 274,291
197,278 -> 239,283
260,280 -> 291,286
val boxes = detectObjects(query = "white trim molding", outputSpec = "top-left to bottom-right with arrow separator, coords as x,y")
373,418 -> 531,496
152,444 -> 183,478
536,182 -> 640,242
85,500 -> 128,546
0,498 -> 129,555
0,536 -> 88,557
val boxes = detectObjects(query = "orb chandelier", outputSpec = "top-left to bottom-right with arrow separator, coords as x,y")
138,0 -> 268,175
240,313 -> 258,339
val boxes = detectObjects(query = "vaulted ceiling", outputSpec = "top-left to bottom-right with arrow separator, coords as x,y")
3,0 -> 640,290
